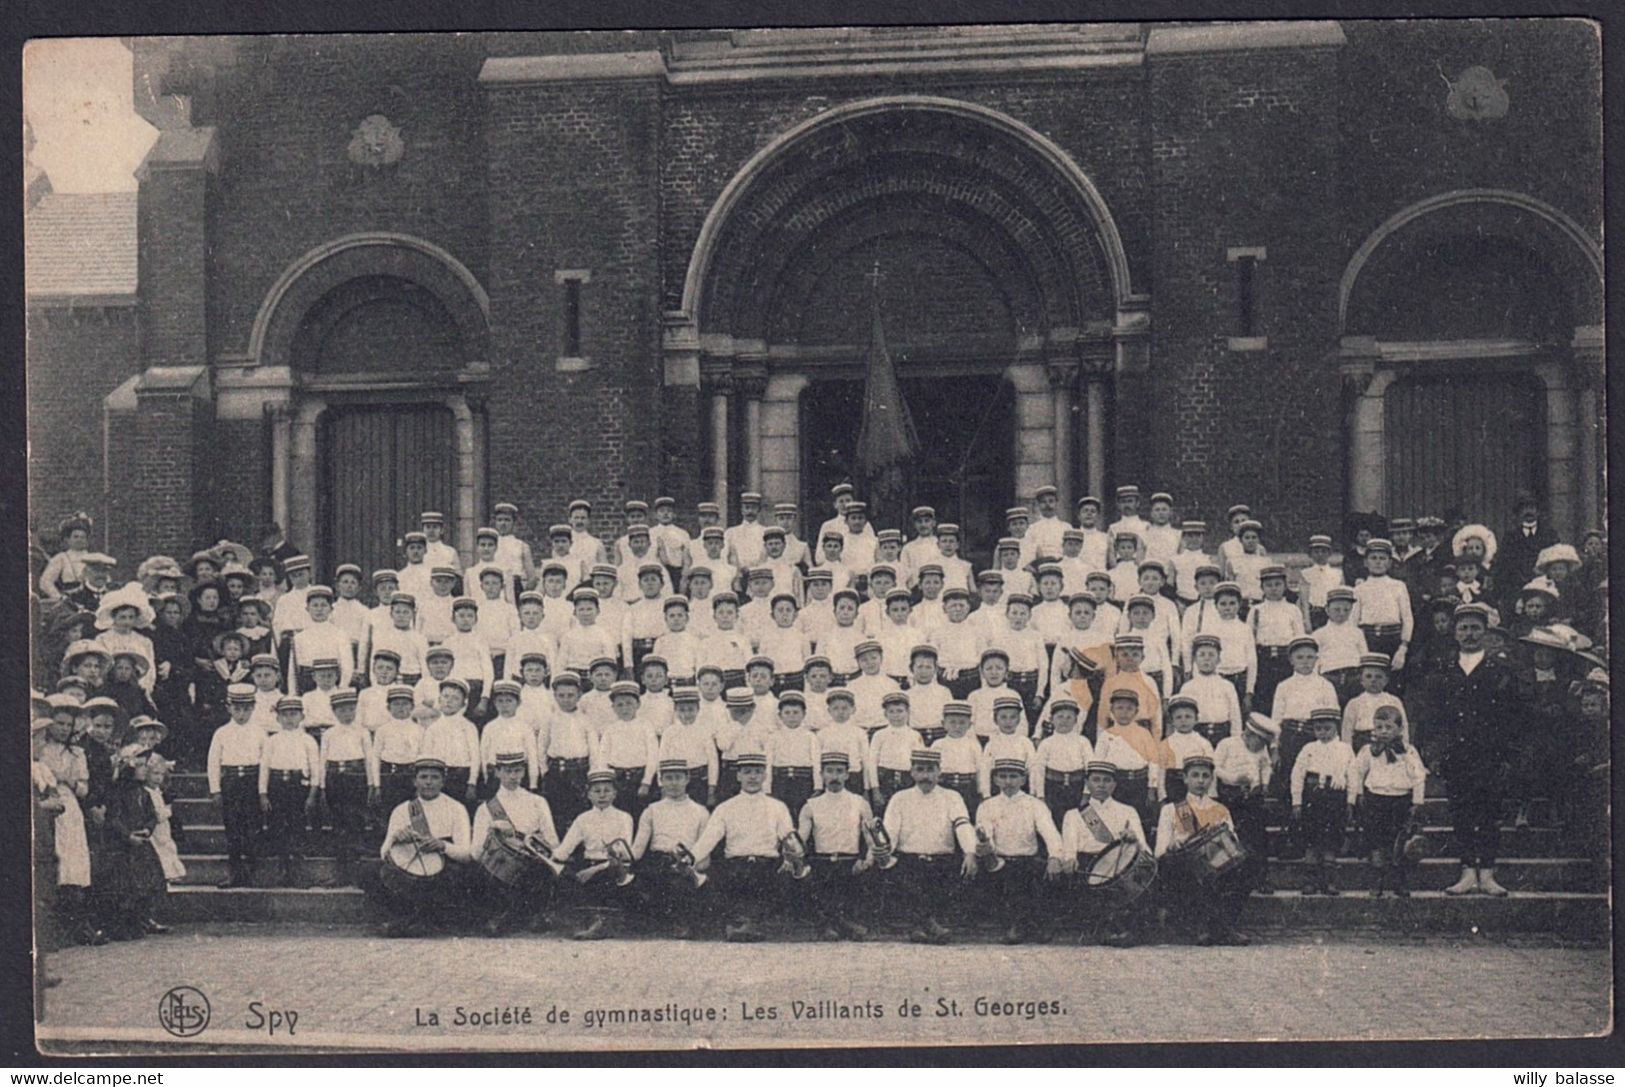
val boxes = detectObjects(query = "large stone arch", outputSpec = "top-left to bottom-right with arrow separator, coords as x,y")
669,96 -> 1143,519
1338,190 -> 1604,538
244,233 -> 493,569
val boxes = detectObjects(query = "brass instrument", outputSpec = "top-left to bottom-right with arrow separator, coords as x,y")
606,837 -> 637,886
777,831 -> 812,880
975,826 -> 1006,872
524,832 -> 567,878
862,816 -> 897,870
673,842 -> 708,888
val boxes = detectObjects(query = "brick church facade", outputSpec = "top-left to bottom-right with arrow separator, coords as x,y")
27,22 -> 1603,576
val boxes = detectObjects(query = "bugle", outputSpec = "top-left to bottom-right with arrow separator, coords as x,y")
862,817 -> 897,870
673,842 -> 708,888
777,830 -> 812,880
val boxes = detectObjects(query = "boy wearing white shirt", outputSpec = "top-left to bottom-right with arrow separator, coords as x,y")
690,753 -> 793,942
934,588 -> 984,700
505,592 -> 556,681
472,751 -> 560,936
555,770 -> 637,941
1062,760 -> 1148,947
932,523 -> 975,596
479,681 -> 540,793
441,598 -> 495,721
797,751 -> 875,942
1314,586 -> 1368,706
1032,696 -> 1092,825
904,646 -> 950,745
881,748 -> 979,944
659,686 -> 718,806
1249,565 -> 1306,714
1271,637 -> 1340,801
1299,534 -> 1344,630
1291,707 -> 1355,895
976,758 -> 1064,944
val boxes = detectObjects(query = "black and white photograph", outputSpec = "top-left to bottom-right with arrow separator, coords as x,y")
21,17 -> 1610,1054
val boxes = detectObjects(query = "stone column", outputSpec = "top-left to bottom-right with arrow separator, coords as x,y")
761,372 -> 810,506
1535,362 -> 1580,541
448,394 -> 479,564
1078,346 -> 1114,502
267,402 -> 292,537
1046,360 -> 1080,511
1342,362 -> 1394,515
1572,326 -> 1604,534
702,367 -> 733,513
1006,360 -> 1054,500
737,362 -> 768,496
289,397 -> 327,571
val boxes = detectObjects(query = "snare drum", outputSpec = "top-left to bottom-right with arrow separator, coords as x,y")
380,840 -> 443,899
1084,839 -> 1158,912
478,832 -> 543,888
1165,823 -> 1246,885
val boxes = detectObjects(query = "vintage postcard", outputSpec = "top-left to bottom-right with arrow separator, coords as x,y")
24,19 -> 1608,1054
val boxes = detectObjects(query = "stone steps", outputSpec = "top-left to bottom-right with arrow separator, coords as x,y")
168,820 -> 1584,857
154,884 -> 1610,936
169,853 -> 1605,892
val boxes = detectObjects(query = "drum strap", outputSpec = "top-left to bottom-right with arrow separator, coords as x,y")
1175,800 -> 1200,839
1077,804 -> 1116,846
408,798 -> 432,839
487,793 -> 509,826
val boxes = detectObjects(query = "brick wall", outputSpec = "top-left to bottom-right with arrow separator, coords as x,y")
25,305 -> 141,546
208,416 -> 269,547
107,388 -> 215,563
483,78 -> 664,542
1147,46 -> 1346,546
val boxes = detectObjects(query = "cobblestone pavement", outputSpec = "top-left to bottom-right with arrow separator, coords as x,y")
35,925 -> 1611,1054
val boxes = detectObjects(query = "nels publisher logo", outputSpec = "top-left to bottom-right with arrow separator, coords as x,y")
158,986 -> 211,1038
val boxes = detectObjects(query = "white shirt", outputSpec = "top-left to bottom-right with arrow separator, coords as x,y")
975,791 -> 1062,857
207,722 -> 265,792
1272,672 -> 1340,723
693,789 -> 793,859
1154,792 -> 1233,857
420,713 -> 481,777
557,804 -> 635,862
1290,738 -> 1355,805
472,786 -> 558,850
1213,735 -> 1270,790
380,792 -> 472,863
1350,743 -> 1427,803
798,787 -> 872,856
632,796 -> 711,857
319,723 -> 377,787
1314,621 -> 1369,674
882,785 -> 977,856
1062,797 -> 1147,856
1352,575 -> 1414,641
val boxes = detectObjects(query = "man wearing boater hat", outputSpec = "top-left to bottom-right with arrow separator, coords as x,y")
471,751 -> 560,936
690,752 -> 794,942
881,748 -> 979,944
372,756 -> 473,938
1154,753 -> 1248,946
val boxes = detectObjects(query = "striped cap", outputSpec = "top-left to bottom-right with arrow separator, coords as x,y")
250,653 -> 281,671
662,595 -> 689,611
993,694 -> 1024,713
637,561 -> 662,576
876,529 -> 903,544
1260,564 -> 1288,581
697,502 -> 721,515
881,691 -> 910,708
943,700 -> 972,717
1310,707 -> 1342,724
992,758 -> 1028,775
804,568 -> 833,582
1149,492 -> 1173,505
658,758 -> 689,775
1125,594 -> 1157,611
1005,592 -> 1034,608
274,696 -> 304,714
551,671 -> 582,688
609,680 -> 642,698
746,654 -> 774,671
493,751 -> 527,767
330,689 -> 359,707
820,751 -> 851,768
1085,570 -> 1112,585
911,506 -> 936,518
548,523 -> 573,538
587,770 -> 616,785
804,654 -> 832,670
671,686 -> 700,704
1165,694 -> 1198,715
1359,653 -> 1392,670
826,688 -> 855,705
568,499 -> 592,513
735,752 -> 768,769
284,554 -> 313,571
310,657 -> 341,671
451,596 -> 479,611
640,654 -> 669,671
490,680 -> 522,700
909,643 -> 938,659
1182,753 -> 1216,771
1107,688 -> 1139,705
1048,696 -> 1080,714
1366,538 -> 1394,555
386,685 -> 416,702
1086,760 -> 1119,776
439,677 -> 470,697
430,566 -> 458,579
392,592 -> 418,609
1182,521 -> 1208,533
980,647 -> 1010,663
518,590 -> 546,606
1213,581 -> 1244,599
910,749 -> 942,766
854,639 -> 882,657
1308,534 -> 1334,549
306,584 -> 335,601
725,688 -> 756,707
372,569 -> 400,584
1115,485 -> 1140,498
778,690 -> 806,709
936,522 -> 960,536
493,501 -> 519,515
226,683 -> 256,703
425,646 -> 455,661
475,527 -> 499,542
1137,559 -> 1168,577
1326,586 -> 1356,603
1112,633 -> 1145,649
762,526 -> 786,541
1288,636 -> 1319,654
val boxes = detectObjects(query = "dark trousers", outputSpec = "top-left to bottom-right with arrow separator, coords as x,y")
1361,626 -> 1404,692
887,853 -> 963,924
1254,648 -> 1292,714
685,767 -> 710,806
264,776 -> 308,860
771,768 -> 815,823
1194,721 -> 1230,748
1323,667 -> 1361,708
363,861 -> 466,926
916,725 -> 946,747
772,671 -> 805,694
1220,672 -> 1249,711
546,757 -> 590,832
874,768 -> 911,814
479,864 -> 555,922
1163,767 -> 1188,805
807,854 -> 867,927
1009,671 -> 1040,727
946,673 -> 980,700
443,766 -> 474,813
629,638 -> 657,679
1043,769 -> 1086,826
1163,868 -> 1245,940
609,766 -> 647,824
1218,782 -> 1268,888
633,853 -> 698,927
379,761 -> 416,815
984,855 -> 1047,931
940,773 -> 979,823
1115,770 -> 1152,835
721,855 -> 783,925
1301,786 -> 1348,854
1275,720 -> 1312,800
1447,785 -> 1501,868
716,759 -> 741,803
1360,792 -> 1411,861
219,771 -> 262,866
324,767 -> 368,865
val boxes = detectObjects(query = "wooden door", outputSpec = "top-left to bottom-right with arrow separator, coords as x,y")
320,403 -> 456,579
1383,370 -> 1545,530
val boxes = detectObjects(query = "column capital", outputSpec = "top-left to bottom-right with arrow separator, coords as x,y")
1045,358 -> 1081,391
735,359 -> 769,401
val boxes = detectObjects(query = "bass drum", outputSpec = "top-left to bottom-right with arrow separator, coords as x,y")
1084,839 -> 1158,913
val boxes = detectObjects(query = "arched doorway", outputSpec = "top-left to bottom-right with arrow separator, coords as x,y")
676,97 -> 1138,527
1339,192 -> 1604,537
248,234 -> 492,576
